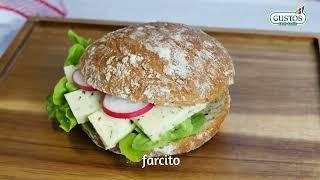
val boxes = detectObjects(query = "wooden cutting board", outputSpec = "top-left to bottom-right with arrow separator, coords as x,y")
0,18 -> 319,179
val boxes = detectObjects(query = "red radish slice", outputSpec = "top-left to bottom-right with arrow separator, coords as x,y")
102,95 -> 154,119
72,70 -> 96,91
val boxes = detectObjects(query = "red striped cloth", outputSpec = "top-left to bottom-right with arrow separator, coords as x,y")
0,0 -> 66,18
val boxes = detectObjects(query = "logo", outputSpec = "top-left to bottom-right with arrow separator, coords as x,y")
270,6 -> 306,25
141,155 -> 180,168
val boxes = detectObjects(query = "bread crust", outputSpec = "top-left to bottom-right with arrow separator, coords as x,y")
80,22 -> 234,106
82,91 -> 230,157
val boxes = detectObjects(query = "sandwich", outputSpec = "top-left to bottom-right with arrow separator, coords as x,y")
46,22 -> 235,162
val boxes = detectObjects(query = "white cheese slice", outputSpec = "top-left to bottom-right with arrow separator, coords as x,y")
133,104 -> 207,141
64,65 -> 77,82
88,109 -> 135,149
64,90 -> 102,124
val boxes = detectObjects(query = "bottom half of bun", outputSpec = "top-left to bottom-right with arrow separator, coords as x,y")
82,90 -> 230,158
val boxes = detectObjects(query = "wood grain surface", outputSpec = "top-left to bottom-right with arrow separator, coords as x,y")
0,18 -> 319,180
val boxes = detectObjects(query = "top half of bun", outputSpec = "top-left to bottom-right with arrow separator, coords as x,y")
79,22 -> 234,106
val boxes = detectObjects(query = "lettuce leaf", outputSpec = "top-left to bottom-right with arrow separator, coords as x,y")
119,133 -> 147,162
46,93 -> 56,119
167,117 -> 194,140
47,77 -> 79,132
52,77 -> 68,106
65,30 -> 90,66
66,81 -> 79,92
64,44 -> 85,66
55,106 -> 77,132
132,133 -> 169,152
47,30 -> 90,132
68,30 -> 91,48
190,112 -> 205,134
47,92 -> 77,132
119,112 -> 206,161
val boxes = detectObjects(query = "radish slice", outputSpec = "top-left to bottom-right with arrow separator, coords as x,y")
102,95 -> 154,119
72,69 -> 96,91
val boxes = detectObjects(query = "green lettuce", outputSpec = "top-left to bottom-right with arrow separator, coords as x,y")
46,93 -> 57,119
132,133 -> 168,152
46,30 -> 89,132
47,77 -> 79,132
66,81 -> 79,92
68,30 -> 91,48
55,105 -> 77,132
190,112 -> 206,134
119,112 -> 206,162
47,93 -> 77,132
167,117 -> 194,140
119,133 -> 147,162
64,30 -> 91,66
64,44 -> 85,66
52,77 -> 68,106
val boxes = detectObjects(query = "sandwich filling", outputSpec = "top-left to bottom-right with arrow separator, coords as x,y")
83,94 -> 225,162
46,31 -> 225,162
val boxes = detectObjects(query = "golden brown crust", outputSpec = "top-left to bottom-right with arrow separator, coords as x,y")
80,22 -> 234,106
